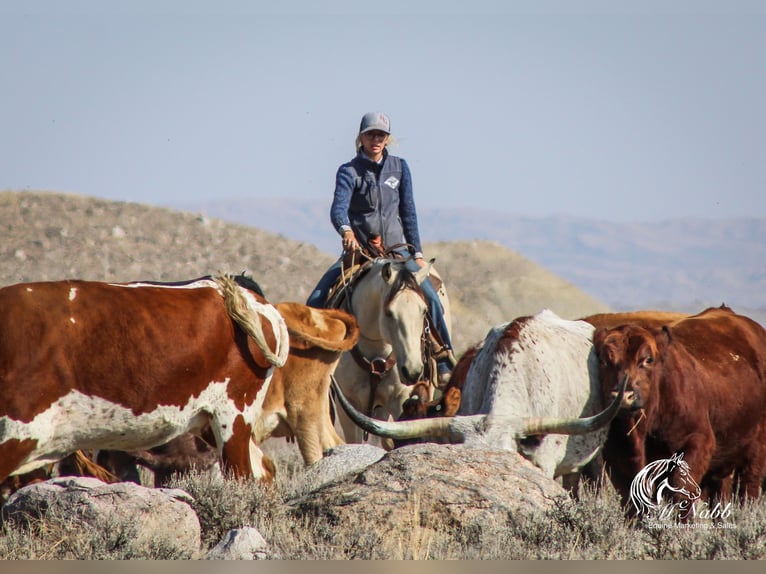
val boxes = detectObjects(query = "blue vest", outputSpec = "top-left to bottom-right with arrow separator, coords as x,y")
346,153 -> 405,250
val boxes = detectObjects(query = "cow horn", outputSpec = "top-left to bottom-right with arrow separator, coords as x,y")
332,373 -> 627,444
520,373 -> 628,436
331,375 -> 466,441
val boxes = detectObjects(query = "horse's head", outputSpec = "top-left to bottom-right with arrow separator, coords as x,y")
355,258 -> 430,385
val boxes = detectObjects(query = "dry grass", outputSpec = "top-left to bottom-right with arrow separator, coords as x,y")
2,464 -> 765,560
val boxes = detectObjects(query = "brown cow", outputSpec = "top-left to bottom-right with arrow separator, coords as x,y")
0,275 -> 289,485
579,310 -> 689,489
255,302 -> 358,465
592,305 -> 766,506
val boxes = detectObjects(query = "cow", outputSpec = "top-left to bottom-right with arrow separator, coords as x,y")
254,302 -> 357,465
592,305 -> 766,506
578,310 -> 690,488
332,309 -> 626,482
2,301 -> 360,491
96,434 -> 221,487
0,275 -> 290,485
404,311 -> 688,425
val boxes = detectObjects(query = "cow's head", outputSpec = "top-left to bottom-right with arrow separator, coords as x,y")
593,324 -> 663,413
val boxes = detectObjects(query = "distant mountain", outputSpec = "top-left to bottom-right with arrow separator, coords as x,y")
175,197 -> 766,320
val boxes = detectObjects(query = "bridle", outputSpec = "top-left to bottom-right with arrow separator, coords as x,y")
329,245 -> 434,436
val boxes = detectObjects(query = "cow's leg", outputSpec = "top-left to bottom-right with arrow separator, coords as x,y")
735,421 -> 766,500
219,417 -> 255,479
317,380 -> 345,454
0,438 -> 38,484
293,418 -> 343,465
676,431 -> 715,499
320,422 -> 344,453
290,398 -> 344,465
292,417 -> 324,466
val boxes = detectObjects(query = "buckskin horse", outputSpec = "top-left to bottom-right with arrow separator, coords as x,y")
326,253 -> 452,447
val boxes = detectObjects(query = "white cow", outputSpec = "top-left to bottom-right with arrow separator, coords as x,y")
333,309 -> 624,480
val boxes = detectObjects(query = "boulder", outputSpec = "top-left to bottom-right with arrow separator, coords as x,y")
289,444 -> 567,536
1,477 -> 201,555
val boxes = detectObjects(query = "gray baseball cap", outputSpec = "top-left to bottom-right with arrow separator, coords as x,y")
359,112 -> 391,135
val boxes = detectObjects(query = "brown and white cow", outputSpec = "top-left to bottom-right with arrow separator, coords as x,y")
0,275 -> 289,484
592,305 -> 766,504
29,302 -> 360,489
333,309 -> 625,480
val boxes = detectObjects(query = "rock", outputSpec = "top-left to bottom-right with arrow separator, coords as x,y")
289,444 -> 567,537
286,443 -> 386,499
205,527 -> 270,560
1,477 -> 201,555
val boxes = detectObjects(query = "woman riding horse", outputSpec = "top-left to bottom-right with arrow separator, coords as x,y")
307,112 -> 455,381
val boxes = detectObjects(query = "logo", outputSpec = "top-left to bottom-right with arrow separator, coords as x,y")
630,452 -> 700,519
384,176 -> 399,189
629,452 -> 735,529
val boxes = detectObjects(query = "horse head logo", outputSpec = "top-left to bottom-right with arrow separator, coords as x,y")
629,452 -> 702,519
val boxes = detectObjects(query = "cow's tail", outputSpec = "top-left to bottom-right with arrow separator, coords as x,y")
215,275 -> 289,368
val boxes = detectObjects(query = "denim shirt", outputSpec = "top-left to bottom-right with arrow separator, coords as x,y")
330,149 -> 423,256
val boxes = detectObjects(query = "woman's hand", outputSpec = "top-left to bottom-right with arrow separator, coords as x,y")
342,230 -> 359,251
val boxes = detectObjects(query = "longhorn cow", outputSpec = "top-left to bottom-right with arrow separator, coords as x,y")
333,309 -> 625,480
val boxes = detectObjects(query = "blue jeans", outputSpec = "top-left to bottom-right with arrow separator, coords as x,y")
306,251 -> 454,352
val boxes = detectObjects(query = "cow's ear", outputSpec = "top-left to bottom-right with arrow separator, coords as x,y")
655,325 -> 672,355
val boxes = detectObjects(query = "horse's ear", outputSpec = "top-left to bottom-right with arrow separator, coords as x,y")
381,261 -> 394,282
414,258 -> 435,286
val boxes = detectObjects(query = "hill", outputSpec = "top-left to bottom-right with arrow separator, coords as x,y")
0,191 -> 609,352
176,197 -> 766,321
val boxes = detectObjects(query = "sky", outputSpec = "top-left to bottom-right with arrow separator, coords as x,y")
2,0 -> 765,223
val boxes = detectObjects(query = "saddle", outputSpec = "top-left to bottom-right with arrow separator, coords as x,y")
325,244 -> 443,308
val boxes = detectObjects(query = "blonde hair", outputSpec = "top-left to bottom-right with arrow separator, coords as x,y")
355,133 -> 398,153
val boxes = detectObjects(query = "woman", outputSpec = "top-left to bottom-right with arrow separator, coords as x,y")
307,112 -> 455,379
